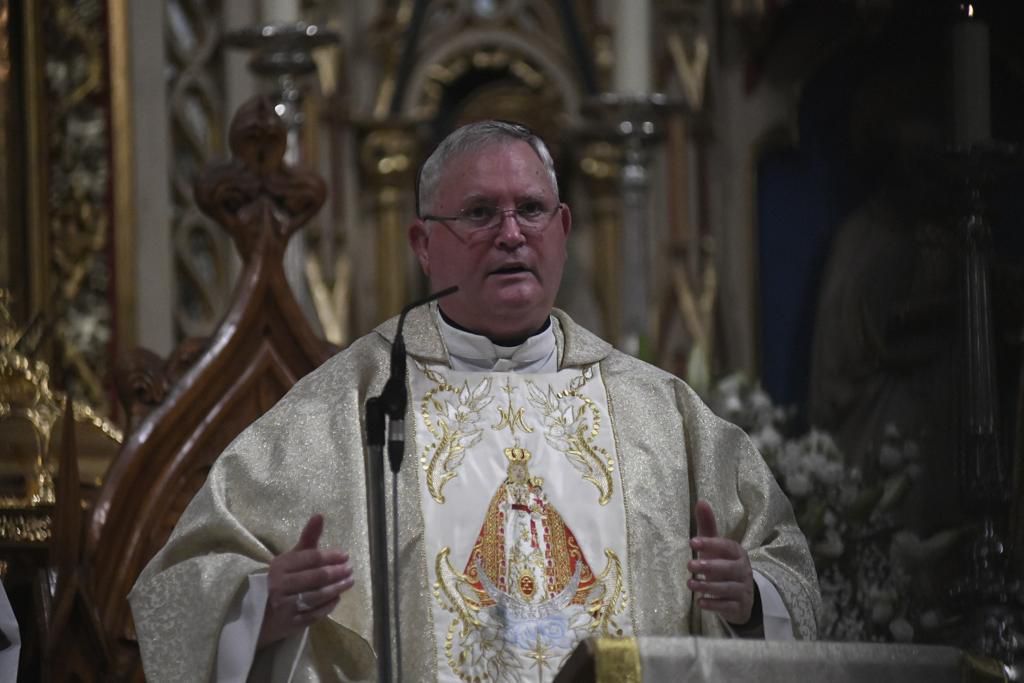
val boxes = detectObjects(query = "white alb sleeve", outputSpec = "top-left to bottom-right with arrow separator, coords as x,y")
216,573 -> 268,682
720,570 -> 794,640
215,573 -> 309,682
754,570 -> 795,641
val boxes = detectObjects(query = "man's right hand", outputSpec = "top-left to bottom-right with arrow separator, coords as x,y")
257,514 -> 354,648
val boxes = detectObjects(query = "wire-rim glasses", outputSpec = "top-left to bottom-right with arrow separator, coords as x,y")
420,202 -> 563,237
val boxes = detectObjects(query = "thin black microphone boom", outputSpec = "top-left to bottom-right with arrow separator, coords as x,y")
365,284 -> 458,683
380,285 -> 458,473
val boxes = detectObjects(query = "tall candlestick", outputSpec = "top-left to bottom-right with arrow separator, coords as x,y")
952,5 -> 990,147
614,0 -> 651,94
261,0 -> 299,24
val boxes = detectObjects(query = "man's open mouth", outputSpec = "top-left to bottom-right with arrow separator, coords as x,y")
490,264 -> 531,275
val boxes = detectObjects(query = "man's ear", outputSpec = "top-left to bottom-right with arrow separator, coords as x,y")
408,221 -> 431,276
559,202 -> 572,239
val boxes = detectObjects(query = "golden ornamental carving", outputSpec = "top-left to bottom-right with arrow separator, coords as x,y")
0,293 -> 122,507
578,140 -> 624,345
0,349 -> 59,505
411,46 -> 564,149
359,125 -> 419,186
666,238 -> 717,396
579,141 -> 623,185
356,120 -> 422,319
0,511 -> 52,543
667,32 -> 709,110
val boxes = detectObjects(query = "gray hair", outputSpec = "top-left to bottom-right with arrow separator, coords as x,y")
417,120 -> 559,216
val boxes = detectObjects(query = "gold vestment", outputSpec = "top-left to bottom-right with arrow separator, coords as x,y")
130,306 -> 820,681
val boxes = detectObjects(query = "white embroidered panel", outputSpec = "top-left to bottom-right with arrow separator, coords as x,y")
410,361 -> 633,682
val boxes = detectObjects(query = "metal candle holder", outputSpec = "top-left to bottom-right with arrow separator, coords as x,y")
223,22 -> 341,152
936,142 -> 1024,678
581,93 -> 684,357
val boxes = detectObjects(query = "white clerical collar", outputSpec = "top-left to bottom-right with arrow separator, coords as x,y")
439,314 -> 558,374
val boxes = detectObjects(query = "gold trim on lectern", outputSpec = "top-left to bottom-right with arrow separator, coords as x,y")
594,636 -> 642,683
963,653 -> 1010,683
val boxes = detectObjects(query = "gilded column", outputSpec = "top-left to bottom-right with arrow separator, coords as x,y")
358,121 -> 420,321
578,139 -> 623,343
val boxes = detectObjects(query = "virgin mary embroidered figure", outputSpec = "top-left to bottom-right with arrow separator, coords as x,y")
433,445 -> 626,680
464,446 -> 596,606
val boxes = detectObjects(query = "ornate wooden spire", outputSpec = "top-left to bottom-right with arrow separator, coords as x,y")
82,95 -> 337,677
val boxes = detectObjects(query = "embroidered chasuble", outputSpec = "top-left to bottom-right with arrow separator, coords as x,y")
412,362 -> 631,680
130,305 -> 821,683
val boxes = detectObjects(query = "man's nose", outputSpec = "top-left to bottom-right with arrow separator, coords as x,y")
494,210 -> 526,247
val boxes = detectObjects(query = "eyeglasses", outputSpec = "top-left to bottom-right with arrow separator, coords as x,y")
421,201 -> 562,236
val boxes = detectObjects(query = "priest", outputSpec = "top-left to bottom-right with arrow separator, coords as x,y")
130,120 -> 820,682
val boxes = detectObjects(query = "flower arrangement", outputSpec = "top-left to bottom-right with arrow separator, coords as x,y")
708,374 -> 963,642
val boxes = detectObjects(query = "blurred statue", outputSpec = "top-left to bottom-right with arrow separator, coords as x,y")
807,54 -> 963,529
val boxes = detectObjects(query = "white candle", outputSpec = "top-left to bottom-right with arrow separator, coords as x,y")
613,0 -> 651,94
261,0 -> 299,24
952,7 -> 990,146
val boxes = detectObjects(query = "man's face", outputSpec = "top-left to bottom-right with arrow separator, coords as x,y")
409,140 -> 571,341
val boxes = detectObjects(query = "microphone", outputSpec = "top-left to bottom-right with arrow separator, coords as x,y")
365,284 -> 458,683
380,285 -> 458,473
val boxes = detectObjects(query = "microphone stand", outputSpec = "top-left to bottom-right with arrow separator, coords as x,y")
364,286 -> 457,683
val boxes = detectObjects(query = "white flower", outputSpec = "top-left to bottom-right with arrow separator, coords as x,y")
750,388 -> 772,411
812,430 -> 840,457
804,450 -> 828,475
889,531 -> 921,563
756,425 -> 782,451
785,472 -> 813,497
892,528 -> 962,565
815,529 -> 845,559
839,482 -> 859,506
776,443 -> 803,479
783,441 -> 802,459
871,600 -> 894,624
721,394 -> 743,415
879,444 -> 903,470
889,617 -> 914,642
716,373 -> 745,396
818,462 -> 845,486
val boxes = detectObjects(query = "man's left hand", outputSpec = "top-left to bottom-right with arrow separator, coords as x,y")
687,499 -> 755,626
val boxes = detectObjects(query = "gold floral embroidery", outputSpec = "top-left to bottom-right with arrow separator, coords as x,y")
586,550 -> 628,636
419,364 -> 493,503
526,366 -> 616,505
434,547 -> 484,627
